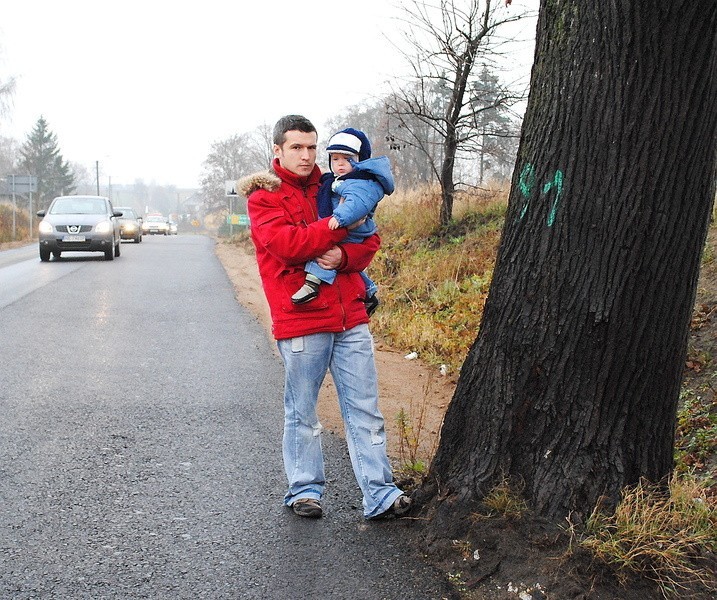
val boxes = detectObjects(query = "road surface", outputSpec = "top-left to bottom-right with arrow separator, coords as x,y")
0,236 -> 455,599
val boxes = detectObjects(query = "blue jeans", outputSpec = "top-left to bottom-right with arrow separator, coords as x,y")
276,324 -> 403,518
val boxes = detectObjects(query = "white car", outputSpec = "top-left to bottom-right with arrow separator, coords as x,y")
142,215 -> 170,235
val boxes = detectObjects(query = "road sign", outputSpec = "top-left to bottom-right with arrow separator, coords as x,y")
6,175 -> 38,193
225,180 -> 239,196
227,214 -> 249,226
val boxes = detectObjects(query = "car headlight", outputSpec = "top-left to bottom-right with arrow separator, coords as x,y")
124,223 -> 137,231
38,221 -> 53,234
95,221 -> 112,233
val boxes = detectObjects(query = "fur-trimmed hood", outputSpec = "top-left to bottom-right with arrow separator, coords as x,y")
237,171 -> 281,197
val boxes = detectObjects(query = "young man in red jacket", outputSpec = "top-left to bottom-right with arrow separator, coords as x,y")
239,115 -> 410,519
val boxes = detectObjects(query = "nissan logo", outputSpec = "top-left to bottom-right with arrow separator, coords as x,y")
68,225 -> 80,233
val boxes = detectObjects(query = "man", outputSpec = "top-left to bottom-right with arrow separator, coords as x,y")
239,115 -> 410,519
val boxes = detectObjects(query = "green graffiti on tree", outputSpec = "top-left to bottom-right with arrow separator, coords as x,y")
518,163 -> 536,219
518,163 -> 564,227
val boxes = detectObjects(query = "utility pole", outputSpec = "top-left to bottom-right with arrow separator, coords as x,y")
11,175 -> 16,240
95,161 -> 100,195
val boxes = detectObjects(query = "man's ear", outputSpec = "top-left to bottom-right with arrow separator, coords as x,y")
273,144 -> 281,158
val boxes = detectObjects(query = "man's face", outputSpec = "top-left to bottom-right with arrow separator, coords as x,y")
274,130 -> 318,176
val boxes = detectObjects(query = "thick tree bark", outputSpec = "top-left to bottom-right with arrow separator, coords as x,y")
426,1 -> 717,522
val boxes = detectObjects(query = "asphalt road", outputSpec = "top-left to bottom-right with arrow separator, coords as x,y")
0,236 -> 455,600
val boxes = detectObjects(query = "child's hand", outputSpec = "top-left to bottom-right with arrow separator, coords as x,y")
328,216 -> 340,230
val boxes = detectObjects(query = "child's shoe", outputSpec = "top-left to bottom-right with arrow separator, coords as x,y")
292,274 -> 322,304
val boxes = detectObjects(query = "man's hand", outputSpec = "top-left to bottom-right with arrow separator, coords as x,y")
316,246 -> 343,270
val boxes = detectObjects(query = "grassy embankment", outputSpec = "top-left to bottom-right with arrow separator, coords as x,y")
372,186 -> 715,597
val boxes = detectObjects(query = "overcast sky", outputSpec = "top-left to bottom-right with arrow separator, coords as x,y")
1,0 -> 538,189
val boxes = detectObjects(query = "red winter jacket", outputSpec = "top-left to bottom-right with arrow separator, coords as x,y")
240,159 -> 380,340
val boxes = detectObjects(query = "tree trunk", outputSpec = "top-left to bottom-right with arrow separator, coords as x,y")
440,127 -> 458,226
425,1 -> 717,523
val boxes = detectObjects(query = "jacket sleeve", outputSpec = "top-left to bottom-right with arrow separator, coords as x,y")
337,233 -> 381,273
332,180 -> 383,227
248,190 -> 347,266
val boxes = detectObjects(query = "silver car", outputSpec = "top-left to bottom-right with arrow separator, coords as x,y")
115,206 -> 143,243
37,195 -> 122,261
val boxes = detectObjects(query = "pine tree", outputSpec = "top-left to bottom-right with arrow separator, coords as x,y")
471,66 -> 520,183
19,116 -> 76,211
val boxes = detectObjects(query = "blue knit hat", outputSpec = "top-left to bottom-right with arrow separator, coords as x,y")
326,128 -> 372,162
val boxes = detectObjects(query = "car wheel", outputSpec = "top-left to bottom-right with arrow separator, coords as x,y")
105,245 -> 114,260
135,233 -> 141,243
40,247 -> 50,262
52,250 -> 61,260
114,239 -> 121,257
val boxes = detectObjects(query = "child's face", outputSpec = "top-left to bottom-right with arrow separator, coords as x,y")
330,153 -> 357,176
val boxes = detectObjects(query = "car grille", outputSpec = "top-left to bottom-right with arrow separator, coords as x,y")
56,240 -> 94,250
57,225 -> 93,233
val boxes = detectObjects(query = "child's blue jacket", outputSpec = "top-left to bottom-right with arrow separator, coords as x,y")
330,156 -> 395,239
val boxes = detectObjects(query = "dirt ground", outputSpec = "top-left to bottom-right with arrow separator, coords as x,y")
214,240 -> 456,465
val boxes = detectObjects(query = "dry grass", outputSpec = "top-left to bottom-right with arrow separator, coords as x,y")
370,184 -> 507,372
578,476 -> 716,597
473,477 -> 529,520
0,203 -> 31,244
394,376 -> 440,478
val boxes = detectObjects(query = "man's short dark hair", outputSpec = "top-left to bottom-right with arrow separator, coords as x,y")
273,115 -> 317,146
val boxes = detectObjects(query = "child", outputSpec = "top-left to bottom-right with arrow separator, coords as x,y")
291,128 -> 394,316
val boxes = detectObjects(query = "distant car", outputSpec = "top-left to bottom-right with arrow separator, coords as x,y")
169,221 -> 178,235
37,195 -> 122,261
115,206 -> 143,243
142,215 -> 170,235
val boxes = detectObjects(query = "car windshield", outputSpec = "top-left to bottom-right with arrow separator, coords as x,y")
50,198 -> 106,215
146,216 -> 165,222
119,209 -> 136,218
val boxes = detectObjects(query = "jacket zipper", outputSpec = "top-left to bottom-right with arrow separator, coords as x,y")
302,186 -> 318,222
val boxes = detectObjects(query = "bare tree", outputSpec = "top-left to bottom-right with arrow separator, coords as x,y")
420,1 -> 717,528
246,122 -> 274,170
0,52 -> 15,122
0,77 -> 14,121
0,135 -> 18,176
387,0 -> 533,225
200,132 -> 266,215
